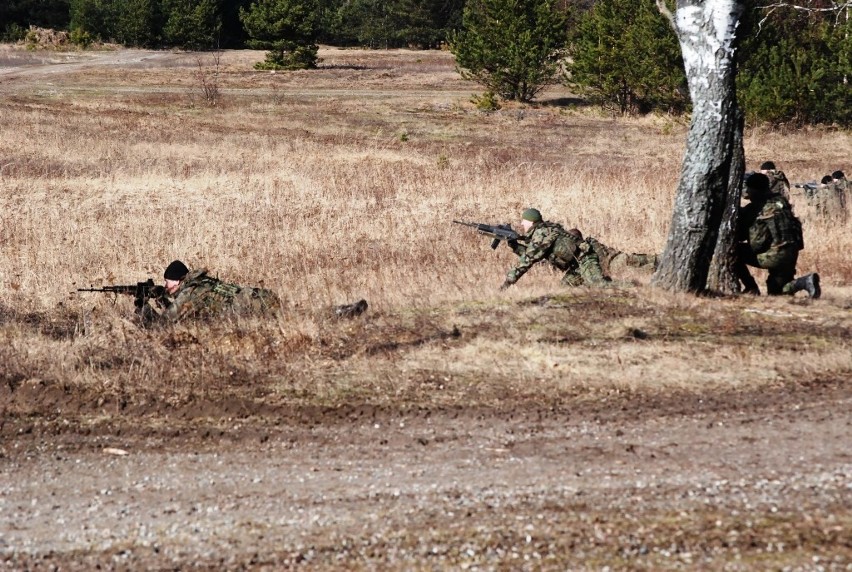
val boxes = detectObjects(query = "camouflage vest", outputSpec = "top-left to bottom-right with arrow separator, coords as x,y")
758,195 -> 804,251
539,222 -> 582,269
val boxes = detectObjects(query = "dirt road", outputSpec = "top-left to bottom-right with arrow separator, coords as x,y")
2,381 -> 849,570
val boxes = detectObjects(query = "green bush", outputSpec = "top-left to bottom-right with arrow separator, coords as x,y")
471,90 -> 501,111
449,0 -> 568,103
69,26 -> 93,47
2,23 -> 28,42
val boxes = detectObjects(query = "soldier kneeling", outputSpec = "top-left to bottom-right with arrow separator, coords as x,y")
735,173 -> 820,299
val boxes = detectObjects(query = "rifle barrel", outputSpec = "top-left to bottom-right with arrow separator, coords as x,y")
452,220 -> 481,228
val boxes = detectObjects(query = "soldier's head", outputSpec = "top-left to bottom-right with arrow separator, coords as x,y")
821,175 -> 834,186
759,161 -> 776,173
164,259 -> 189,295
832,170 -> 846,181
567,228 -> 583,239
743,172 -> 770,201
521,208 -> 542,231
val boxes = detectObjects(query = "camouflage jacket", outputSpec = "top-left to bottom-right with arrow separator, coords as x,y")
766,170 -> 791,199
151,269 -> 281,323
834,178 -> 849,209
505,221 -> 584,285
739,194 -> 803,255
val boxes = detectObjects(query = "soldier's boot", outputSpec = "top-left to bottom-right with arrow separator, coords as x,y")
737,271 -> 760,295
786,273 -> 821,299
739,278 -> 760,296
333,299 -> 369,318
624,253 -> 658,271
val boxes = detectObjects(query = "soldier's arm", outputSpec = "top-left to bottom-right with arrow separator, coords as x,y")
507,238 -> 526,256
158,287 -> 201,322
504,232 -> 553,285
736,204 -> 758,242
748,216 -> 773,254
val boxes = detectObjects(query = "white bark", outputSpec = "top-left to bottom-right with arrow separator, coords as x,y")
652,0 -> 746,294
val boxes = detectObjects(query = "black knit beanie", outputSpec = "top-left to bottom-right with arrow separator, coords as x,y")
164,260 -> 189,280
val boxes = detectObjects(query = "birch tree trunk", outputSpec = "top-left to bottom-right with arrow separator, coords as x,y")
651,0 -> 746,294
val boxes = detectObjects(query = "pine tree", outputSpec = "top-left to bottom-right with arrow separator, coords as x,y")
114,0 -> 161,47
450,0 -> 569,102
162,0 -> 222,49
737,6 -> 852,126
70,0 -> 113,41
240,0 -> 321,69
567,0 -> 686,114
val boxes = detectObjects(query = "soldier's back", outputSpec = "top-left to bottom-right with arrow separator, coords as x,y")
767,170 -> 791,199
811,184 -> 847,223
171,270 -> 280,321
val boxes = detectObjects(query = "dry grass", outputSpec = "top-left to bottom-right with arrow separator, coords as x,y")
1,46 -> 850,417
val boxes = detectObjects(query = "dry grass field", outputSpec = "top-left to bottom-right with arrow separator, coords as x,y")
0,45 -> 850,570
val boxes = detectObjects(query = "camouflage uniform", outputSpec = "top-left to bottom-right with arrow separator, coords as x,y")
147,269 -> 281,323
735,193 -> 805,295
585,237 -> 658,275
505,221 -> 610,287
834,175 -> 849,195
830,176 -> 848,222
810,180 -> 848,223
764,169 -> 791,200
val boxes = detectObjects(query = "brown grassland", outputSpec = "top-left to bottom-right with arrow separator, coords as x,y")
0,45 -> 850,570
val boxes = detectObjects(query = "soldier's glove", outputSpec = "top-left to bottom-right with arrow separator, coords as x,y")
499,280 -> 512,291
506,239 -> 518,250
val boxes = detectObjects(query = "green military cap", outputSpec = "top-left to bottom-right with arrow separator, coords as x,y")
522,208 -> 542,222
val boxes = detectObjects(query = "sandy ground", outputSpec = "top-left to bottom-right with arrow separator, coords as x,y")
2,380 -> 850,570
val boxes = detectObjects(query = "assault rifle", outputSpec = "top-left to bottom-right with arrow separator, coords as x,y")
77,279 -> 165,310
453,220 -> 525,250
794,181 -> 819,199
794,181 -> 818,193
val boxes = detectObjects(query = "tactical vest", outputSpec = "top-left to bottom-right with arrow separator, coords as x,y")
540,222 -> 582,269
760,196 -> 804,251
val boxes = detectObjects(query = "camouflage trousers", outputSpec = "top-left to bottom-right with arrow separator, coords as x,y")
560,243 -> 611,287
735,243 -> 799,295
586,237 -> 657,275
229,286 -> 281,315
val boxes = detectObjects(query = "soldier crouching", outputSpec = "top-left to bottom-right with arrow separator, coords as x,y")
501,208 -> 611,290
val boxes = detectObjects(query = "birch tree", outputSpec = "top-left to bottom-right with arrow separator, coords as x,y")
650,0 -> 746,294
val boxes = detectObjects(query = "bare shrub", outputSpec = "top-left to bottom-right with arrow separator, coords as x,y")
193,50 -> 222,107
